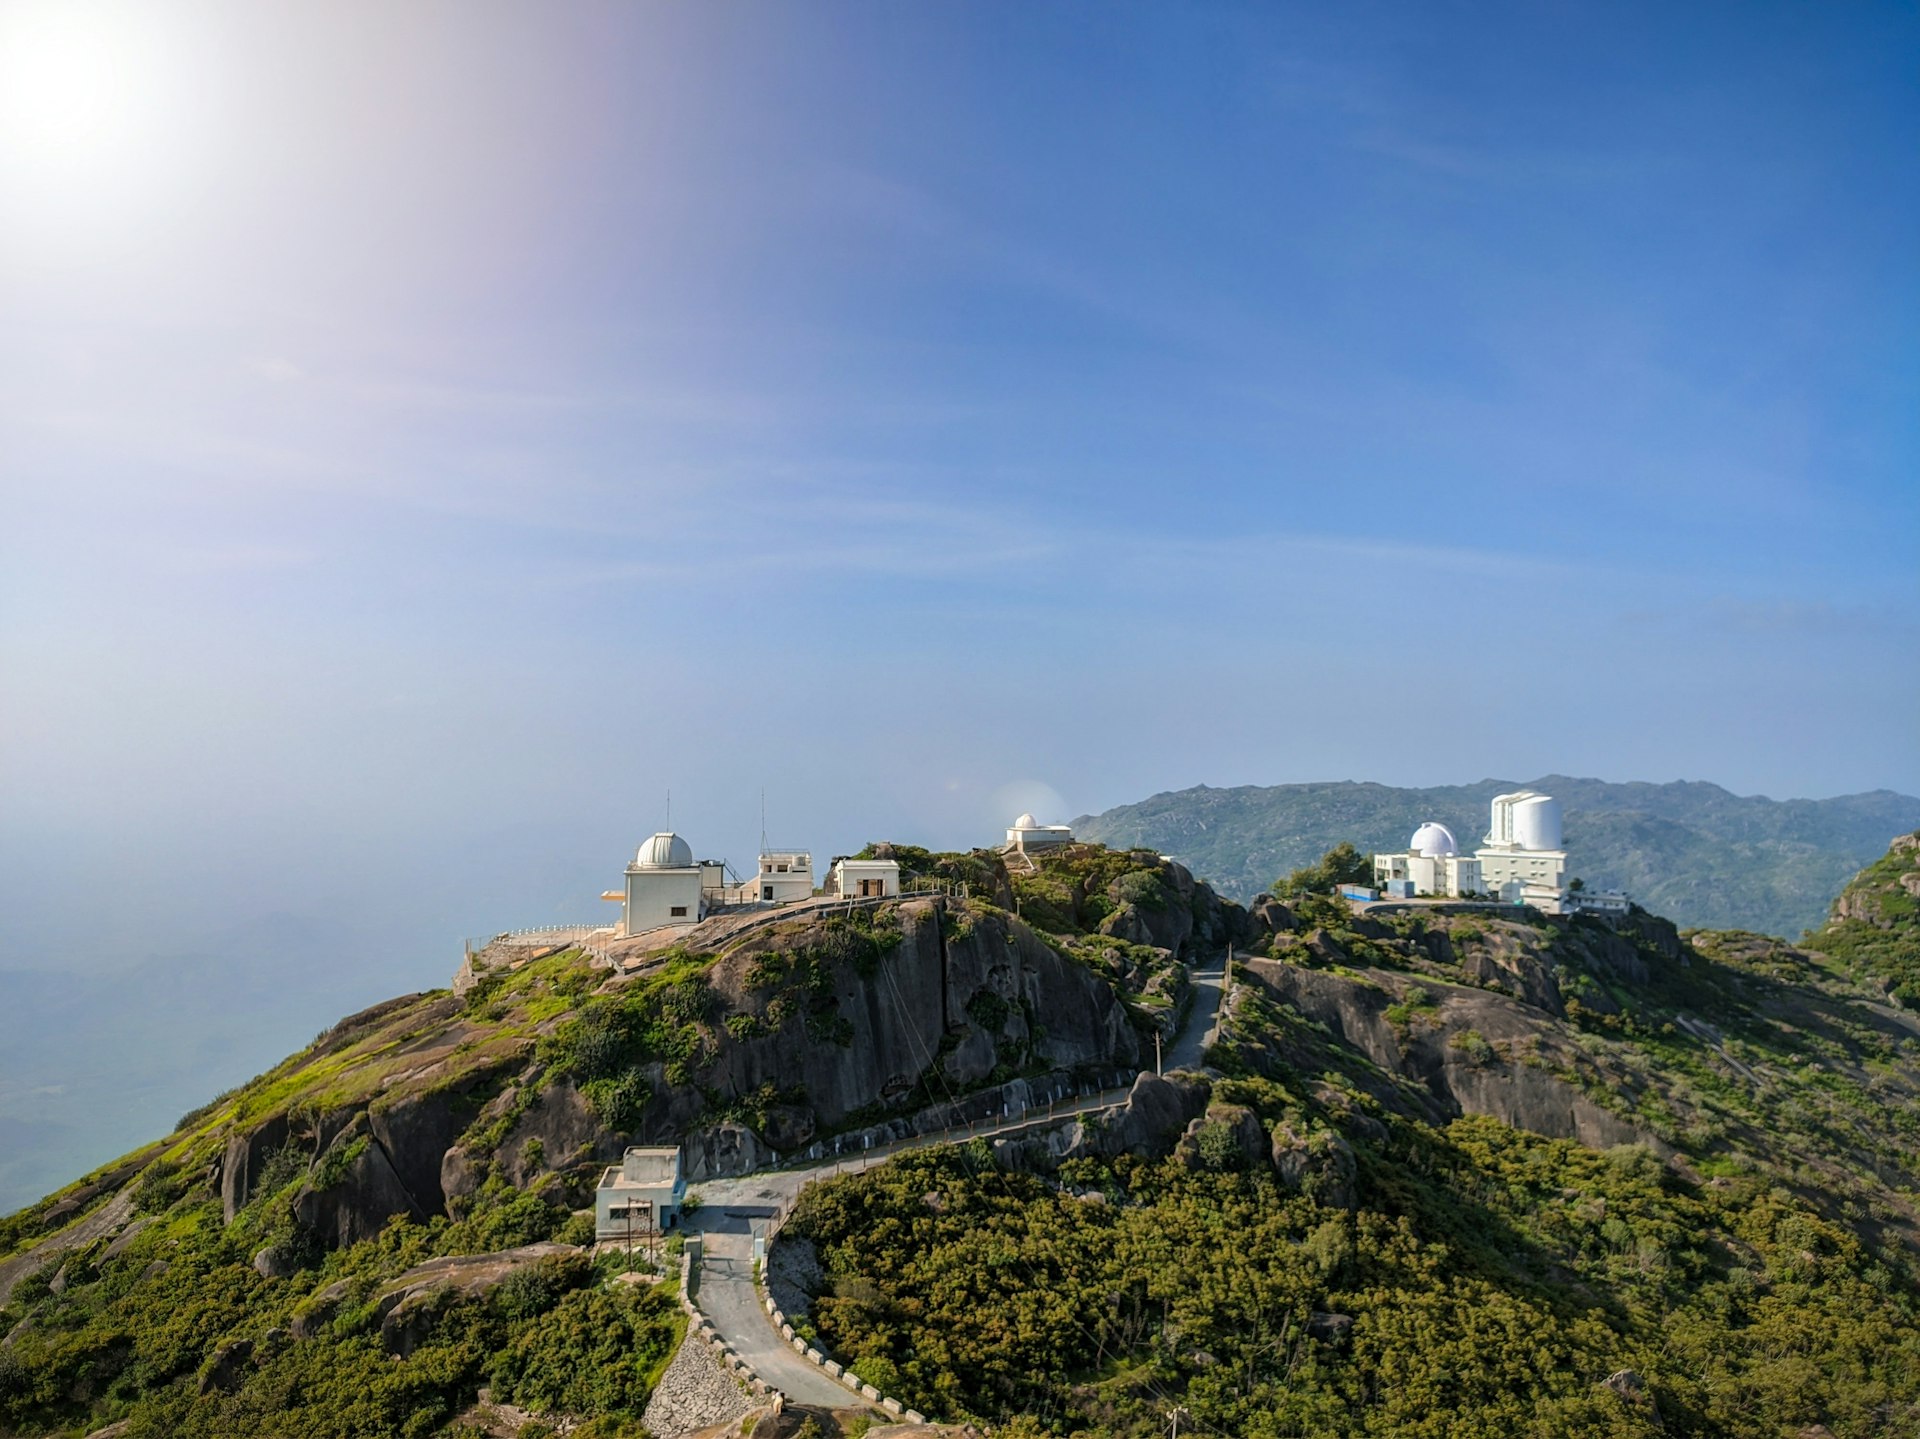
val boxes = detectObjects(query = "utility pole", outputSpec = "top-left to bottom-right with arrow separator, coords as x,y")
1166,1404 -> 1191,1438
1155,1027 -> 1163,1075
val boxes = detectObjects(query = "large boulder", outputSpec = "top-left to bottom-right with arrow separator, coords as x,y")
1176,1103 -> 1268,1171
1270,1123 -> 1356,1209
220,1113 -> 292,1222
294,1115 -> 426,1249
994,1072 -> 1210,1169
698,901 -> 1141,1138
684,1122 -> 778,1180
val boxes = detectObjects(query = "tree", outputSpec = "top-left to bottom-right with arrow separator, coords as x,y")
1273,842 -> 1373,898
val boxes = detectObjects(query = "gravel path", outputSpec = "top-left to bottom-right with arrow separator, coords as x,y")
642,1331 -> 753,1438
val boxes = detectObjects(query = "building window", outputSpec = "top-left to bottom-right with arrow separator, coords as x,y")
670,905 -> 688,918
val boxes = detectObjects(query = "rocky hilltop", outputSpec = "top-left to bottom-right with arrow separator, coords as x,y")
4,837 -> 1920,1438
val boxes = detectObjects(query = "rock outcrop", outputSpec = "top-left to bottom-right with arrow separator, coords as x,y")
700,900 -> 1143,1130
1237,956 -> 1651,1150
991,1072 -> 1211,1169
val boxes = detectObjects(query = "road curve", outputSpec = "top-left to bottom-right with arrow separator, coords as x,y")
683,956 -> 1234,1409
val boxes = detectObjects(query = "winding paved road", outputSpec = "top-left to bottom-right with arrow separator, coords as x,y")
683,961 -> 1231,1410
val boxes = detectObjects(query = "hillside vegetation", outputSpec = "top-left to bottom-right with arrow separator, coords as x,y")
1076,775 -> 1920,937
1800,831 -> 1920,1005
0,844 -> 1229,1438
783,837 -> 1920,1438
3,837 -> 1919,1437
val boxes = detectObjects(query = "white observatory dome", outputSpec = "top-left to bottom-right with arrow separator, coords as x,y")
635,831 -> 694,869
1410,822 -> 1458,857
1014,812 -> 1039,829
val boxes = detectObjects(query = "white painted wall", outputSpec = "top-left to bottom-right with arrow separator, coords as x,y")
831,858 -> 899,898
623,866 -> 704,935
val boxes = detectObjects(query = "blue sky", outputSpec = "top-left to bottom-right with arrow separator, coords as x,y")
0,2 -> 1915,1179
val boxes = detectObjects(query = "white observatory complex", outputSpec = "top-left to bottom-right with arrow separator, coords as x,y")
1005,813 -> 1075,852
1372,789 -> 1628,915
608,828 -> 818,938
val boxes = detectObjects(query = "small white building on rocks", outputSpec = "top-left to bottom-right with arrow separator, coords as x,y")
828,856 -> 900,899
751,850 -> 814,906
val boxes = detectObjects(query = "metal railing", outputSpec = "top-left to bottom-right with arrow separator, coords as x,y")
463,925 -> 615,960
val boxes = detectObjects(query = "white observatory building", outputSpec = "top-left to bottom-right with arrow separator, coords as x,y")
1373,822 -> 1483,898
618,832 -> 709,936
1475,790 -> 1568,904
1005,813 -> 1074,851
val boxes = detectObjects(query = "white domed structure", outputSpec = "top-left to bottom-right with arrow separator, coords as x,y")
635,831 -> 694,869
1006,812 -> 1074,850
1410,822 -> 1458,857
619,830 -> 704,936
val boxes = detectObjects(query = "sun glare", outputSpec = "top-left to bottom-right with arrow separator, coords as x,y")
0,2 -> 176,192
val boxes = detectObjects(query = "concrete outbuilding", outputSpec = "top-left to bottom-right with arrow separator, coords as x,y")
753,850 -> 814,905
595,1146 -> 686,1241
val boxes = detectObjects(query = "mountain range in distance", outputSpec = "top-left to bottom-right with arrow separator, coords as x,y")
1075,774 -> 1920,940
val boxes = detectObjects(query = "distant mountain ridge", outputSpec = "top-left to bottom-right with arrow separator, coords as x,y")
1075,775 -> 1920,938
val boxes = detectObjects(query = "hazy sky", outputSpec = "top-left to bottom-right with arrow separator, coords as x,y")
2,0 -> 1916,1009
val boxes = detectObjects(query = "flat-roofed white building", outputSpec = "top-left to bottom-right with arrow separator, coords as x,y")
829,856 -> 900,899
595,1146 -> 686,1240
752,850 -> 814,905
1566,886 -> 1631,916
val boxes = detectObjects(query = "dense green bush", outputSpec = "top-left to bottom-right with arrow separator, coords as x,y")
0,1195 -> 680,1439
1273,842 -> 1375,898
489,1283 -> 680,1418
790,1121 -> 1920,1438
